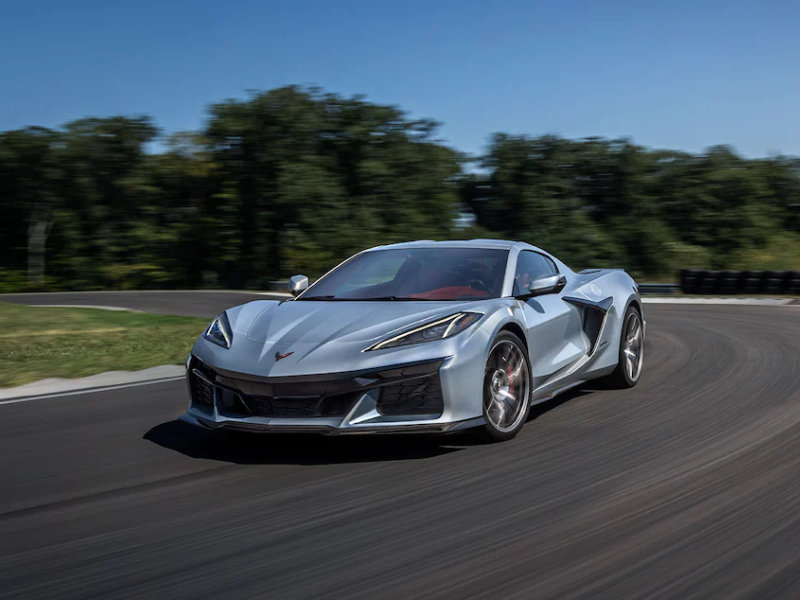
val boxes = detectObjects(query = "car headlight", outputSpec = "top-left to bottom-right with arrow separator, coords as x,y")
203,312 -> 233,349
366,312 -> 482,351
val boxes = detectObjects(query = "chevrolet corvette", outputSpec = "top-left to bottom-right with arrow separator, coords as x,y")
182,240 -> 644,440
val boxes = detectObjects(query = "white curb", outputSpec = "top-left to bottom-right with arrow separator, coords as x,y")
0,365 -> 185,402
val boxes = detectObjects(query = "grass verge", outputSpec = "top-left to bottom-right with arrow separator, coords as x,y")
0,302 -> 208,388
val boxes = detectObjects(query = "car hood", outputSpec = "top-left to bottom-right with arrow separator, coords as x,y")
200,298 -> 489,377
244,299 -> 475,344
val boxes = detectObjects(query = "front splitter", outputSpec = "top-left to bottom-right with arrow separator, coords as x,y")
179,411 -> 484,435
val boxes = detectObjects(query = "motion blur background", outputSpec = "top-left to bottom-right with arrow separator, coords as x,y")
2,0 -> 799,292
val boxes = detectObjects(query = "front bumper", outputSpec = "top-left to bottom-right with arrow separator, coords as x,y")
181,355 -> 485,434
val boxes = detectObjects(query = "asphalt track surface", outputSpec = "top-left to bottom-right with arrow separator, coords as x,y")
1,295 -> 800,598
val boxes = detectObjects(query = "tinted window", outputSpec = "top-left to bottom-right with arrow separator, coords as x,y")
513,251 -> 558,295
300,247 -> 509,301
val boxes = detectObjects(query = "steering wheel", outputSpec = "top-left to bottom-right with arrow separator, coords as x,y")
467,279 -> 490,293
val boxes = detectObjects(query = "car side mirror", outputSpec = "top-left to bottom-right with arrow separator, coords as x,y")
520,274 -> 566,298
288,274 -> 309,296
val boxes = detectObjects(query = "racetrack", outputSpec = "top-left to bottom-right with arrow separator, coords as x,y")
1,299 -> 800,599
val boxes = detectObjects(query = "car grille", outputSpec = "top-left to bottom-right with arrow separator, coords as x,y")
187,357 -> 444,419
377,376 -> 444,416
243,393 -> 362,418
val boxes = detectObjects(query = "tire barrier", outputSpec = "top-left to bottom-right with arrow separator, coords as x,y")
679,269 -> 800,295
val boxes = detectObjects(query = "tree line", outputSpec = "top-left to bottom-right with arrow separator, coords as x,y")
2,85 -> 799,292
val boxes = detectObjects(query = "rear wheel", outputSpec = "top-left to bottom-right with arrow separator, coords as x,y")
603,305 -> 644,388
481,332 -> 531,441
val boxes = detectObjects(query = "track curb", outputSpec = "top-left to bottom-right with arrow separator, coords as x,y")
0,365 -> 184,402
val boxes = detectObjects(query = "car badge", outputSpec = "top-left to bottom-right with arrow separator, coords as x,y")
275,350 -> 294,361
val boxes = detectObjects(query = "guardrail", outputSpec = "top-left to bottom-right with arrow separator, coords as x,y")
265,280 -> 292,292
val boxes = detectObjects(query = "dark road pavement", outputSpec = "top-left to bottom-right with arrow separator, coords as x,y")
1,303 -> 800,598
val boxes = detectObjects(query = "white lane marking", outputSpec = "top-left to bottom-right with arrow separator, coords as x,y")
0,376 -> 184,406
29,304 -> 143,312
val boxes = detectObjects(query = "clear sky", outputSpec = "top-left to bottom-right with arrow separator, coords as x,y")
2,0 -> 798,157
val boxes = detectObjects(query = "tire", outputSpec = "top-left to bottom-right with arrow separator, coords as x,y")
481,331 -> 532,441
602,305 -> 644,388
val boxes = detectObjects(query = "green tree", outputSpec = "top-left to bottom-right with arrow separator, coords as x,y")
0,127 -> 59,286
205,86 -> 461,285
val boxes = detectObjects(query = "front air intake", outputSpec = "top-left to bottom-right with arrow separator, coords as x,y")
189,369 -> 214,409
377,375 -> 444,417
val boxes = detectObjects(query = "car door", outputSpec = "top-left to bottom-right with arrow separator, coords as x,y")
513,251 -> 588,384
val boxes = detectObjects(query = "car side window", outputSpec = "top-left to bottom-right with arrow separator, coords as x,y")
513,251 -> 558,295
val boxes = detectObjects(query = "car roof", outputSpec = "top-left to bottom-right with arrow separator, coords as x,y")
365,239 -> 540,252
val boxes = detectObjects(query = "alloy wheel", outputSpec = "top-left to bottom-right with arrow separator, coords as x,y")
484,339 -> 530,433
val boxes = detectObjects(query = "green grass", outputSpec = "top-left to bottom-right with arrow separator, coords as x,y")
0,302 -> 209,388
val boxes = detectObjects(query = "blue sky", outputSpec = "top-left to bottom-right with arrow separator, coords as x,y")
1,0 -> 799,157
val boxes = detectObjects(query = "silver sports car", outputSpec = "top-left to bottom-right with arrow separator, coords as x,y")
182,240 -> 644,440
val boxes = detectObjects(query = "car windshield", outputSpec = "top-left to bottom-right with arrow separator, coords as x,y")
298,247 -> 509,301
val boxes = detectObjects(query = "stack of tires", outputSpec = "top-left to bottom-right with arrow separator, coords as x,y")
679,270 -> 800,294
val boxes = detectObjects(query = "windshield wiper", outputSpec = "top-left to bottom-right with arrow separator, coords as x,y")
297,295 -> 338,301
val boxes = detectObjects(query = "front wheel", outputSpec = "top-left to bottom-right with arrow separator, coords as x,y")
481,332 -> 531,441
